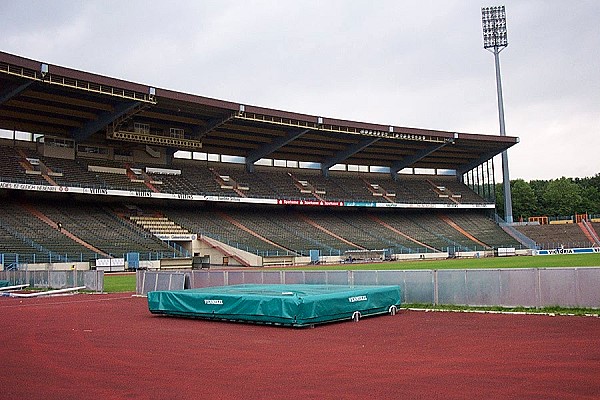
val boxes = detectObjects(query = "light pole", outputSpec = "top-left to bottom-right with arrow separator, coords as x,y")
482,5 -> 513,224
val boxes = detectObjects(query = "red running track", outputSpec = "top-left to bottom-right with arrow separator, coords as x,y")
1,293 -> 599,399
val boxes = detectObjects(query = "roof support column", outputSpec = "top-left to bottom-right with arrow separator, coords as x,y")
389,139 -> 453,180
0,81 -> 35,106
71,101 -> 142,143
321,137 -> 381,177
245,128 -> 310,172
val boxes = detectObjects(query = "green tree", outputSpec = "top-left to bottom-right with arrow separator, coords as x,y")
590,173 -> 600,192
575,173 -> 600,192
493,174 -> 600,220
543,177 -> 583,217
529,180 -> 549,215
581,186 -> 600,215
511,179 -> 537,220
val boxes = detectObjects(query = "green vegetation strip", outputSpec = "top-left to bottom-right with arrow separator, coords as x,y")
401,304 -> 600,317
281,253 -> 600,271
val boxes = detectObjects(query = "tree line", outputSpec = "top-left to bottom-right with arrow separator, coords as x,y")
495,173 -> 600,221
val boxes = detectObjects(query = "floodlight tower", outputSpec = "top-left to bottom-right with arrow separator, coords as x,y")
482,5 -> 513,224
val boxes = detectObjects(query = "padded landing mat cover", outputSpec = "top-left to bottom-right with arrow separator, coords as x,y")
148,284 -> 401,326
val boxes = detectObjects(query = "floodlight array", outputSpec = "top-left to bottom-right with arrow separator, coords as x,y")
482,6 -> 508,49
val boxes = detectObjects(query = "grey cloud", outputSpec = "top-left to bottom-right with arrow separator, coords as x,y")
1,0 -> 598,180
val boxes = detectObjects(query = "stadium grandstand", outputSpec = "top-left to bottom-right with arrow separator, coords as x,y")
2,50 -> 591,270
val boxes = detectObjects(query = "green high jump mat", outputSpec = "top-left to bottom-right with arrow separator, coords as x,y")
147,284 -> 401,327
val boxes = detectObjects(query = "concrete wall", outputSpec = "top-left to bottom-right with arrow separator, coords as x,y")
17,261 -> 90,271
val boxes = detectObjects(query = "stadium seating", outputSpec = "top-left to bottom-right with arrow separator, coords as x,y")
437,179 -> 489,204
288,172 -> 351,202
220,210 -> 313,254
0,197 -> 185,262
333,175 -> 387,203
0,222 -> 49,264
229,168 -> 279,199
163,204 -> 515,256
0,146 -> 48,185
0,144 -> 493,207
446,212 -> 521,249
79,159 -> 151,192
0,143 -> 532,264
164,207 -> 286,255
0,201 -> 97,262
514,223 -> 596,249
39,156 -> 106,188
376,212 -> 458,251
0,194 -> 523,263
176,164 -> 232,195
284,211 -> 364,253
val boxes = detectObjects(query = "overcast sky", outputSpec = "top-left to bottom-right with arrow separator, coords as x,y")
1,0 -> 598,181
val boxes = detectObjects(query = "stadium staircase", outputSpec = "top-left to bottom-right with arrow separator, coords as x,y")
226,167 -> 277,199
257,211 -> 344,255
297,173 -> 348,202
288,172 -> 326,201
15,148 -> 61,186
41,173 -> 58,187
197,235 -> 253,267
165,208 -> 280,255
328,213 -> 399,251
209,167 -> 248,197
378,213 -> 450,251
347,216 -> 416,253
331,176 -> 383,203
34,201 -> 183,259
362,178 -> 395,203
427,180 -> 460,204
499,224 -> 538,250
40,156 -> 105,188
124,164 -> 160,193
579,220 -> 600,246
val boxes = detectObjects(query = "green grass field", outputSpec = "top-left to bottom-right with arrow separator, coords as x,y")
103,273 -> 136,293
286,253 -> 600,271
102,253 -> 600,293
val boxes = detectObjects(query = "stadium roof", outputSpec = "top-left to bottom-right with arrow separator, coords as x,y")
0,51 -> 518,175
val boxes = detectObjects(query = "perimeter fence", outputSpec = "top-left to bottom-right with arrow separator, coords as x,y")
0,270 -> 103,292
137,267 -> 600,308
